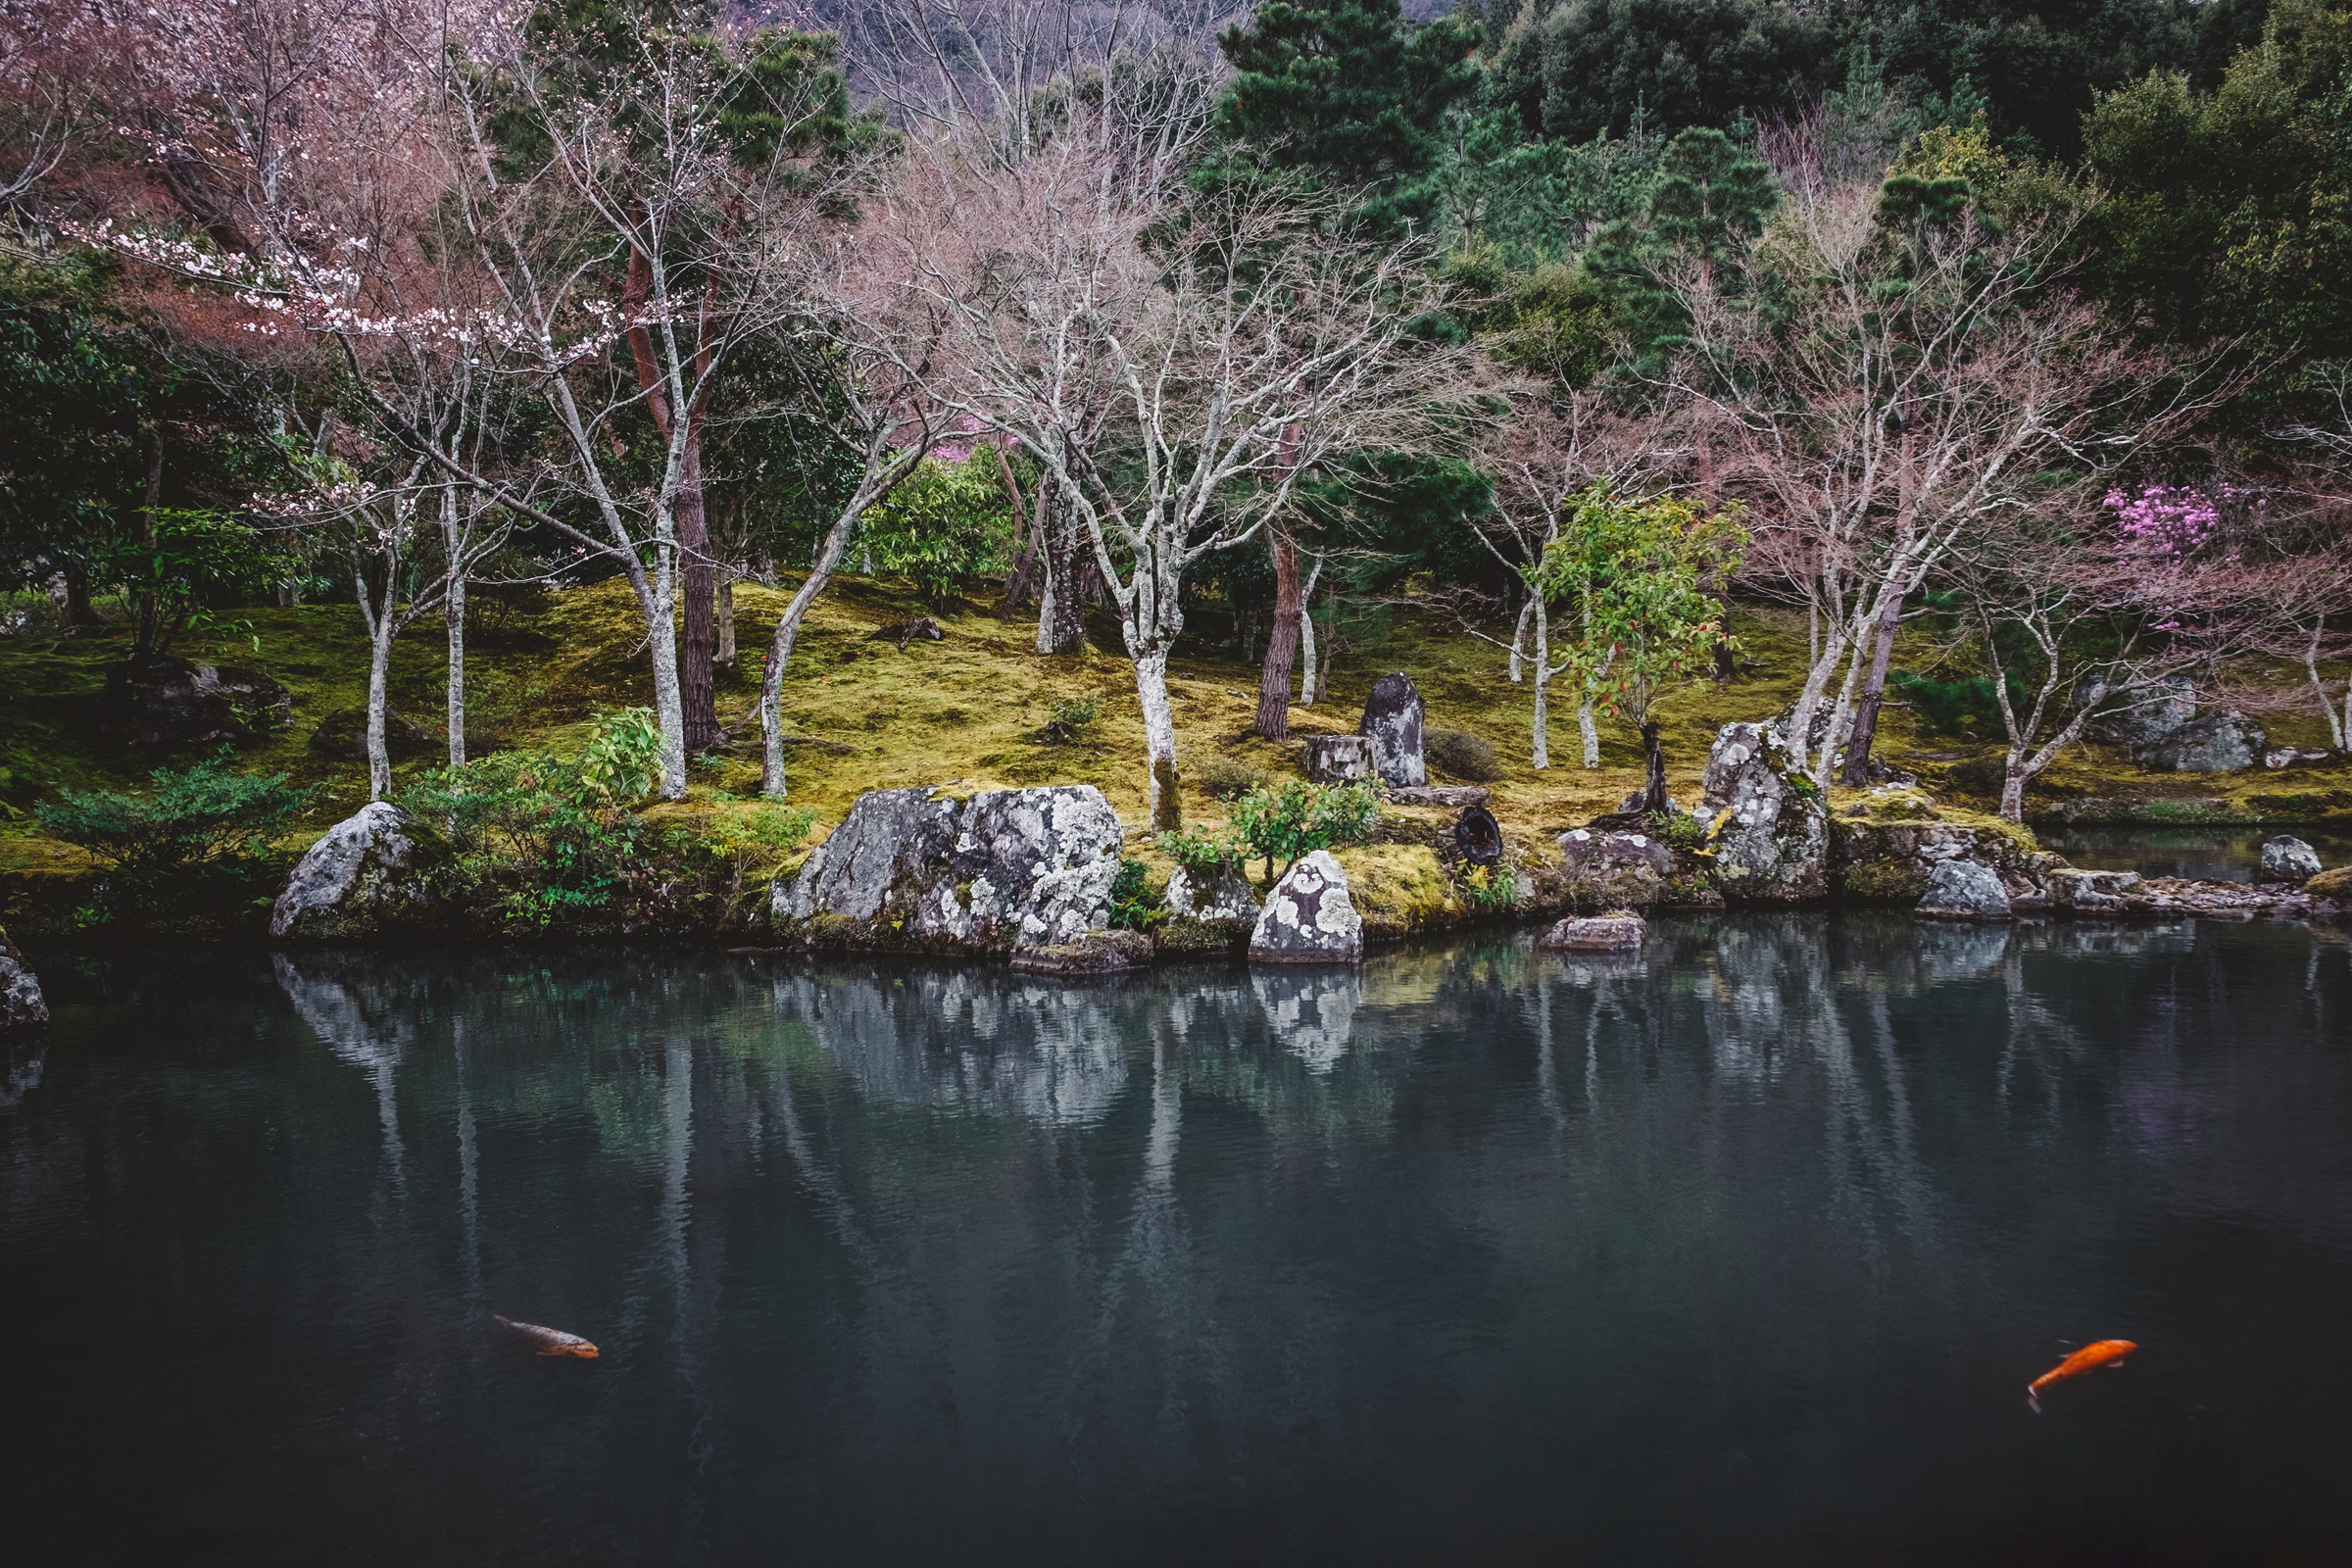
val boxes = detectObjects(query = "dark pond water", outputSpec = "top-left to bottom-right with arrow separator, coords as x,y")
2047,825 -> 2352,882
6,919 -> 2352,1566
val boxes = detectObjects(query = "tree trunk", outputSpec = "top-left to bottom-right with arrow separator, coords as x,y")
1136,646 -> 1181,832
1641,719 -> 1668,814
675,433 -> 718,752
59,567 -> 95,628
1529,597 -> 1551,770
714,577 -> 735,666
1297,557 -> 1322,707
1036,484 -> 1088,655
646,548 -> 688,800
1838,593 -> 1903,787
1714,590 -> 1737,682
440,486 -> 467,767
760,493 -> 878,798
1998,760 -> 2029,823
365,611 -> 396,803
1255,531 -> 1302,740
1508,595 -> 1535,682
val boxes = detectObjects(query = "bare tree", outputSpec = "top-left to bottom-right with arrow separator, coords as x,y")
1665,182 -> 2225,786
88,0 -> 893,800
867,122 -> 1473,826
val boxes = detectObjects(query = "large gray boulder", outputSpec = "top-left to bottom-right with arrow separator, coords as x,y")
774,785 -> 1124,954
2142,711 -> 2265,773
270,803 -> 453,942
1914,858 -> 2012,920
1697,721 -> 1829,904
1249,850 -> 1364,964
0,927 -> 49,1031
99,654 -> 293,750
2261,835 -> 2323,884
2104,676 -> 2198,749
1357,671 -> 1427,787
1555,828 -> 1676,908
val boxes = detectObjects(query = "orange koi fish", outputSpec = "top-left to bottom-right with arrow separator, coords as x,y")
494,1313 -> 600,1359
2028,1339 -> 2135,1407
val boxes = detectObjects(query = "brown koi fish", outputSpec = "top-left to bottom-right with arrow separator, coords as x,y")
2029,1339 -> 2135,1407
494,1313 -> 600,1359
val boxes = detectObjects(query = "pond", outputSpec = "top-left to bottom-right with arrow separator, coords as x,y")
2045,824 -> 2352,883
5,919 -> 2351,1565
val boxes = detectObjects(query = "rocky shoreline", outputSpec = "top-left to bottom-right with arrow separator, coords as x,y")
6,708 -> 2344,1026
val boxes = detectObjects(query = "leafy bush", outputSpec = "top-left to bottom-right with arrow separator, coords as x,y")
858,453 -> 1013,606
400,709 -> 699,928
1156,822 -> 1242,875
1197,756 -> 1270,800
1425,727 -> 1502,782
37,752 -> 316,914
1656,810 -> 1710,851
1107,857 -> 1163,931
1457,861 -> 1518,912
1226,779 -> 1381,885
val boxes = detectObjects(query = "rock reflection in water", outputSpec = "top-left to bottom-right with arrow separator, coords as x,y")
1250,967 -> 1362,1072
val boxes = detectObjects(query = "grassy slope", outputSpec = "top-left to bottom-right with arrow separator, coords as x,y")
5,573 -> 2351,897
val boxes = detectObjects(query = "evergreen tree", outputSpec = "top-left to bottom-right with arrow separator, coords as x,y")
1208,0 -> 1484,233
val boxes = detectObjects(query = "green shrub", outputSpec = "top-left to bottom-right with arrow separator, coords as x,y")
37,752 -> 316,914
1048,695 -> 1102,729
1155,822 -> 1242,876
1457,861 -> 1518,912
1226,779 -> 1381,885
1657,810 -> 1709,851
1108,857 -> 1163,931
1197,756 -> 1271,800
576,707 -> 664,805
1425,727 -> 1501,782
1887,669 -> 2031,736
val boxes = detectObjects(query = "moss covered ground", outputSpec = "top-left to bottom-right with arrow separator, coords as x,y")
6,571 -> 2351,910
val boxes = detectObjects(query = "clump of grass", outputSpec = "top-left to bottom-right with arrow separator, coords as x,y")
1197,756 -> 1270,800
1426,727 -> 1501,782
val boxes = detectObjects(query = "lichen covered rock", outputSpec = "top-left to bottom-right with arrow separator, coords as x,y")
1537,912 -> 1644,951
1555,828 -> 1676,908
773,785 -> 1124,954
1357,671 -> 1427,787
0,926 -> 49,1030
1914,858 -> 2012,920
1829,792 -> 2053,905
270,803 -> 453,942
1249,850 -> 1365,964
1697,721 -> 1828,904
99,654 -> 293,749
2142,711 -> 2265,773
2260,835 -> 2323,884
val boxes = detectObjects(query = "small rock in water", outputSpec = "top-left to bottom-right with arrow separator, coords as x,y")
1914,858 -> 2012,920
1249,851 -> 1364,965
2260,835 -> 2323,884
1538,912 -> 1644,952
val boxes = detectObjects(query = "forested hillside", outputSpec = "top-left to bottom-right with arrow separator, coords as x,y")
5,0 -> 2351,935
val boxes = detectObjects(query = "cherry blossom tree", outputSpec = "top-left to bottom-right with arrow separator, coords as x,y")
1663,179 -> 2227,787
